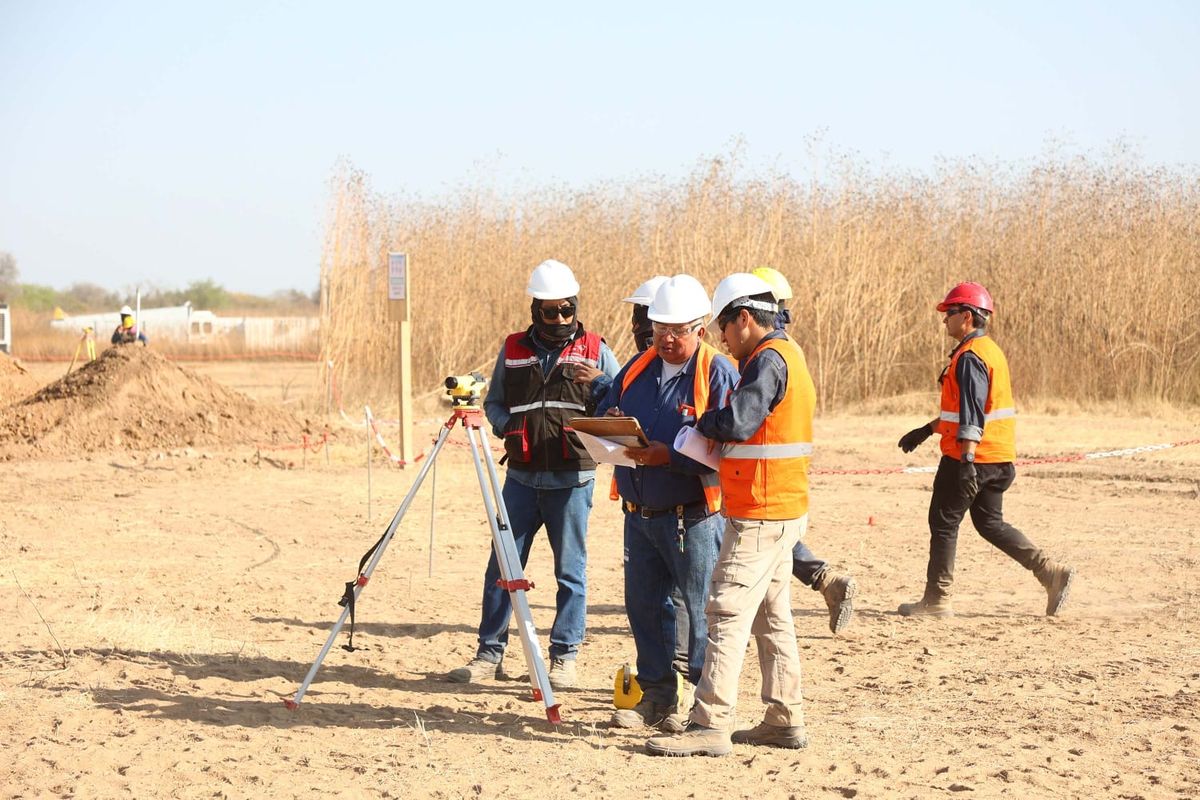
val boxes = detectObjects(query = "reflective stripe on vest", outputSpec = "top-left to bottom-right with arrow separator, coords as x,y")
509,400 -> 588,414
608,342 -> 723,513
723,442 -> 814,458
719,335 -> 815,520
938,334 -> 1017,464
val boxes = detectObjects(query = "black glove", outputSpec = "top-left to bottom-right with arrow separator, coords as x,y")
898,424 -> 933,453
959,459 -> 980,500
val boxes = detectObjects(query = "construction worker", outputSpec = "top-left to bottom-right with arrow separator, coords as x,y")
596,275 -> 739,732
751,266 -> 857,634
111,305 -> 148,346
647,272 -> 815,756
614,275 -> 697,676
448,259 -> 619,689
896,282 -> 1076,618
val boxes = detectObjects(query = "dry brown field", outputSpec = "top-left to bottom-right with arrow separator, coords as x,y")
2,360 -> 1198,799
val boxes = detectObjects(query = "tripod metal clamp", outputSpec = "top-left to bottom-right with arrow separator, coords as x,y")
496,578 -> 535,591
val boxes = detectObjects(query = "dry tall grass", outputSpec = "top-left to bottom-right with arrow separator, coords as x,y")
320,151 -> 1200,412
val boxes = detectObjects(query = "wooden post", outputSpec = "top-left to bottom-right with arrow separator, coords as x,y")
387,253 -> 415,466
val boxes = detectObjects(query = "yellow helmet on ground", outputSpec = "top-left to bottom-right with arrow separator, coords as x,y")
750,267 -> 793,301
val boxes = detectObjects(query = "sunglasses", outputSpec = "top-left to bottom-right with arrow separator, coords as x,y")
539,304 -> 576,321
651,321 -> 701,338
943,306 -> 969,319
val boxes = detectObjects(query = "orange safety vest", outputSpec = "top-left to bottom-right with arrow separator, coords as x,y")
608,341 -> 723,513
938,334 -> 1017,463
720,336 -> 815,520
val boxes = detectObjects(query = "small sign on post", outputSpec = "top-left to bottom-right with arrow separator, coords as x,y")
387,253 -> 415,466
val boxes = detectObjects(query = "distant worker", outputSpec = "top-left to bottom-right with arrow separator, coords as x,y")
111,305 -> 148,346
447,259 -> 619,690
895,282 -> 1076,618
647,272 -> 815,756
596,275 -> 739,732
751,266 -> 857,634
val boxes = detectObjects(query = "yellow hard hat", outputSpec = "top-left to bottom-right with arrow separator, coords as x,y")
750,266 -> 793,301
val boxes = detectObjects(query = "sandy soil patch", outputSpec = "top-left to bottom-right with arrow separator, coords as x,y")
2,362 -> 1198,799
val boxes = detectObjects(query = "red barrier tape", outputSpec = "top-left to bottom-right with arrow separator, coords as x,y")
254,431 -> 329,453
365,407 -> 425,466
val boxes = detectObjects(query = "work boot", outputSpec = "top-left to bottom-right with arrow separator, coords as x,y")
645,723 -> 732,757
815,573 -> 857,634
611,699 -> 673,730
1037,562 -> 1076,616
447,656 -> 503,684
548,657 -> 578,689
656,681 -> 693,734
731,721 -> 810,749
897,596 -> 954,617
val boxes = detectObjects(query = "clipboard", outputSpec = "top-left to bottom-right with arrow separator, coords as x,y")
567,416 -> 650,448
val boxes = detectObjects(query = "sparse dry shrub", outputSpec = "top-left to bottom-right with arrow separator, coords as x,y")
321,149 -> 1200,412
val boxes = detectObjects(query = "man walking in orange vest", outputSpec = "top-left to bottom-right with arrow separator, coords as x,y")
646,272 -> 815,756
896,282 -> 1076,618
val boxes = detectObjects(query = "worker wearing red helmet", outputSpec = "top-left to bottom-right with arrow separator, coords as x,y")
896,282 -> 1075,618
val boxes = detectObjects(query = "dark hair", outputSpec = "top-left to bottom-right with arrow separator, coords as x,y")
745,292 -> 778,328
718,292 -> 778,329
948,304 -> 989,330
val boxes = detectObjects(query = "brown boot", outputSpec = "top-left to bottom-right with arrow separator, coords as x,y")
732,721 -> 809,749
815,573 -> 857,634
1037,562 -> 1076,616
645,723 -> 732,757
447,656 -> 504,683
897,596 -> 954,617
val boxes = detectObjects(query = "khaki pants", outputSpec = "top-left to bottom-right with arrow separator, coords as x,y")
690,514 -> 807,730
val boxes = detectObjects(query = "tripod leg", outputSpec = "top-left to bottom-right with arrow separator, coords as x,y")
465,425 -> 560,724
286,422 -> 454,709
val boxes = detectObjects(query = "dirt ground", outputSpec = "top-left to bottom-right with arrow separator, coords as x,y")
2,361 -> 1198,799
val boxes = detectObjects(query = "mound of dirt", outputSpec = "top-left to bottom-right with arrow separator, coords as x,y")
0,346 -> 313,457
0,351 -> 39,408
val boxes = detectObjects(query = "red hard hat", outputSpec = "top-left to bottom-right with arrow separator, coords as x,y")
937,282 -> 993,314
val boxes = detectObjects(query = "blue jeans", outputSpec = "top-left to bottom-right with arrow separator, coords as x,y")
624,507 -> 723,705
475,477 -> 592,662
792,540 -> 829,588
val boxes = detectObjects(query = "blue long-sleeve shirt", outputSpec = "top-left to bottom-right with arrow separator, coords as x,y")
483,328 -> 619,489
695,330 -> 790,443
597,348 -> 739,509
948,330 -> 989,443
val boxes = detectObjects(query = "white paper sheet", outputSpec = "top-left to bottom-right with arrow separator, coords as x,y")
673,426 -> 722,470
575,430 -> 640,467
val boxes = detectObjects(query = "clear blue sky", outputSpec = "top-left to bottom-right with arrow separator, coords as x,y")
2,1 -> 1197,295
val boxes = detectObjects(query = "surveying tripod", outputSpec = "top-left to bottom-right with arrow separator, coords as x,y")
285,405 -> 561,724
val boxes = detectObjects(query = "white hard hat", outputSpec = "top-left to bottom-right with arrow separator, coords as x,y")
648,274 -> 710,324
120,305 -> 134,316
708,273 -> 777,330
526,259 -> 581,300
622,276 -> 669,306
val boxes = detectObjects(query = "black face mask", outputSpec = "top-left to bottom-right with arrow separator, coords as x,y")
531,296 -> 580,345
774,308 -> 792,330
632,305 -> 654,352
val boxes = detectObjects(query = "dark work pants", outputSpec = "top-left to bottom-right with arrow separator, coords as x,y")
925,456 -> 1049,599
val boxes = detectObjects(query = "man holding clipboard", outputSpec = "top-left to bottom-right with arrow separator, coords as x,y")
594,275 -> 739,732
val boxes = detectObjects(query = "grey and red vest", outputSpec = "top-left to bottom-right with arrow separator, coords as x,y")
502,325 -> 603,472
